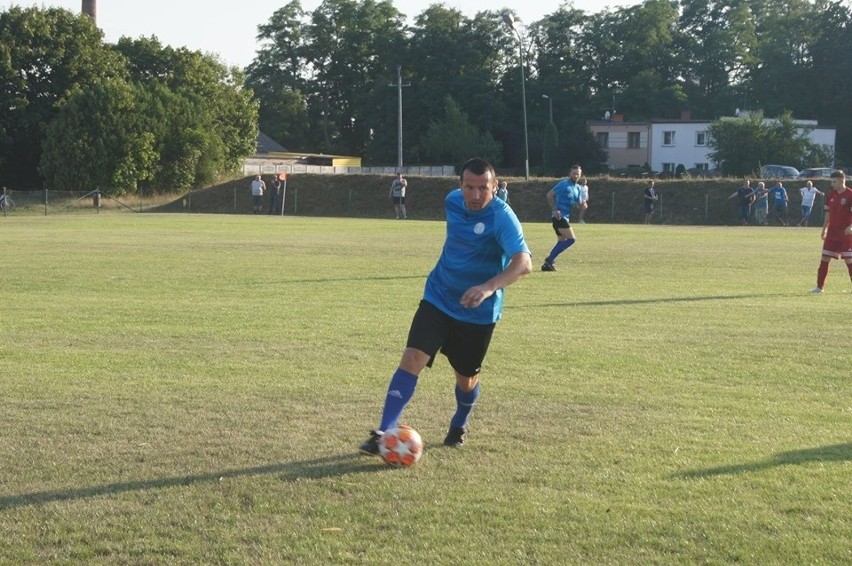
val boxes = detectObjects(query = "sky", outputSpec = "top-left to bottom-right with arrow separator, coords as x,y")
3,1 -> 641,69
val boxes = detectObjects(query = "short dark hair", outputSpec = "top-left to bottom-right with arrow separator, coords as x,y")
459,157 -> 496,179
830,169 -> 846,180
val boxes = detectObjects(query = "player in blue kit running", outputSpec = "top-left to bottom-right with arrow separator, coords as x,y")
359,158 -> 532,453
541,164 -> 584,271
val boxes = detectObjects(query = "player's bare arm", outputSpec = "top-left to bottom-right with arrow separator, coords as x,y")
546,190 -> 561,219
460,252 -> 533,308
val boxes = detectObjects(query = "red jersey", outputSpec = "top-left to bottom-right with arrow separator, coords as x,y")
824,187 -> 852,239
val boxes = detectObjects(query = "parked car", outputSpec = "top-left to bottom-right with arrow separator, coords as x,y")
798,167 -> 833,178
760,164 -> 800,178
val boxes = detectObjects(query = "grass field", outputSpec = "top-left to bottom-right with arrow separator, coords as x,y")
1,214 -> 849,564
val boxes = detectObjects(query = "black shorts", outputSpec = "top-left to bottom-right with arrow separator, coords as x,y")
551,217 -> 571,235
393,196 -> 406,205
406,300 -> 495,377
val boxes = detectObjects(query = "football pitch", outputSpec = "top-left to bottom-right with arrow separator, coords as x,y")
1,214 -> 849,564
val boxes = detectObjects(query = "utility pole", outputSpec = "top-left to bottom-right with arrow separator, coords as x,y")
388,66 -> 410,170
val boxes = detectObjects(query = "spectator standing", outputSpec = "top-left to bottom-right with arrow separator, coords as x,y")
769,181 -> 789,226
727,180 -> 754,226
268,176 -> 281,214
576,177 -> 589,223
798,181 -> 824,226
752,182 -> 769,226
250,175 -> 265,214
643,180 -> 658,224
811,170 -> 852,293
496,181 -> 509,203
389,173 -> 408,219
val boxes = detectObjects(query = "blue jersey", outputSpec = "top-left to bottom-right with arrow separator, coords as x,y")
423,189 -> 530,324
550,179 -> 582,219
769,187 -> 787,203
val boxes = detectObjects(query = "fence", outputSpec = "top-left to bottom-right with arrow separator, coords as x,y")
1,178 -> 829,228
241,161 -> 456,178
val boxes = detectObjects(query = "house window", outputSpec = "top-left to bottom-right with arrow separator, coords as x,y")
663,131 -> 676,146
662,162 -> 676,173
595,132 -> 609,148
696,131 -> 707,146
628,132 -> 641,148
694,163 -> 709,172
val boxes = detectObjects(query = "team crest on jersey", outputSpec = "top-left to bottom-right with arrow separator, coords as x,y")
474,222 -> 485,235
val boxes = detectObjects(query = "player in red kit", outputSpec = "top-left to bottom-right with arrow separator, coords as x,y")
812,170 -> 852,293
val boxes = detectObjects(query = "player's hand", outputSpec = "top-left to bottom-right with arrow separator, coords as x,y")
460,285 -> 493,309
844,225 -> 852,236
552,210 -> 562,220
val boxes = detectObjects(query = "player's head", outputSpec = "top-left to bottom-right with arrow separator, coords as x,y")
459,158 -> 497,211
830,169 -> 846,190
569,164 -> 582,181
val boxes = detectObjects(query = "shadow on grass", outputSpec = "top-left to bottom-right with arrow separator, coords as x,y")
676,443 -> 852,479
0,453 -> 385,510
279,274 -> 425,285
515,292 -> 792,309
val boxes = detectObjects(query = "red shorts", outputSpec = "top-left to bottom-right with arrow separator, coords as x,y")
822,236 -> 852,259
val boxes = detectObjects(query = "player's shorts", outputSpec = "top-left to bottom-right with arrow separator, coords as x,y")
821,236 -> 852,259
392,196 -> 406,205
252,195 -> 263,207
406,300 -> 495,378
738,204 -> 750,220
551,217 -> 571,235
801,205 -> 813,218
644,202 -> 654,214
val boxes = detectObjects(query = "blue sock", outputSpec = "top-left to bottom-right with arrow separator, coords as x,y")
546,238 -> 575,263
450,382 -> 480,430
378,368 -> 418,432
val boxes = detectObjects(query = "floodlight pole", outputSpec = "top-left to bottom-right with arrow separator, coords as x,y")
389,65 -> 410,170
503,13 -> 530,180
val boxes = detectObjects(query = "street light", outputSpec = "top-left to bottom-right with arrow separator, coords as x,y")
503,13 -> 529,180
542,94 -> 553,123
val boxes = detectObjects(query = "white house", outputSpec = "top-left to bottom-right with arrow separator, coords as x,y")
587,110 -> 836,174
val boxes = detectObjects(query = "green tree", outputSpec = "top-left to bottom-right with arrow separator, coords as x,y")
403,6 -> 506,165
114,37 -> 258,182
677,0 -> 758,118
245,2 -> 311,151
419,96 -> 502,166
0,6 -> 124,187
39,79 -> 156,193
708,111 -> 819,176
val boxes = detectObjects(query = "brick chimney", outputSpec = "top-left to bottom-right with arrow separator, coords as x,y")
612,113 -> 624,122
680,109 -> 692,121
82,0 -> 96,24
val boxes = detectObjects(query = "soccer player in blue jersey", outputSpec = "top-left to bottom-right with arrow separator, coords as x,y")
359,158 -> 532,453
541,164 -> 583,271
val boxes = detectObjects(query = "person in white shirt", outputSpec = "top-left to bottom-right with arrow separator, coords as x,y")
798,180 -> 824,226
576,177 -> 589,223
250,175 -> 266,214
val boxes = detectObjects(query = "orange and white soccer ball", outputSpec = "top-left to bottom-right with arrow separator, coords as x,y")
378,424 -> 423,468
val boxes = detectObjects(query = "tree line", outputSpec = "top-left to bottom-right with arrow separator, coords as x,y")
1,1 -> 850,192
247,0 -> 852,175
0,7 -> 257,193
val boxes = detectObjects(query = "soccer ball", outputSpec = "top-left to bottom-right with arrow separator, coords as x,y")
378,424 -> 423,468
